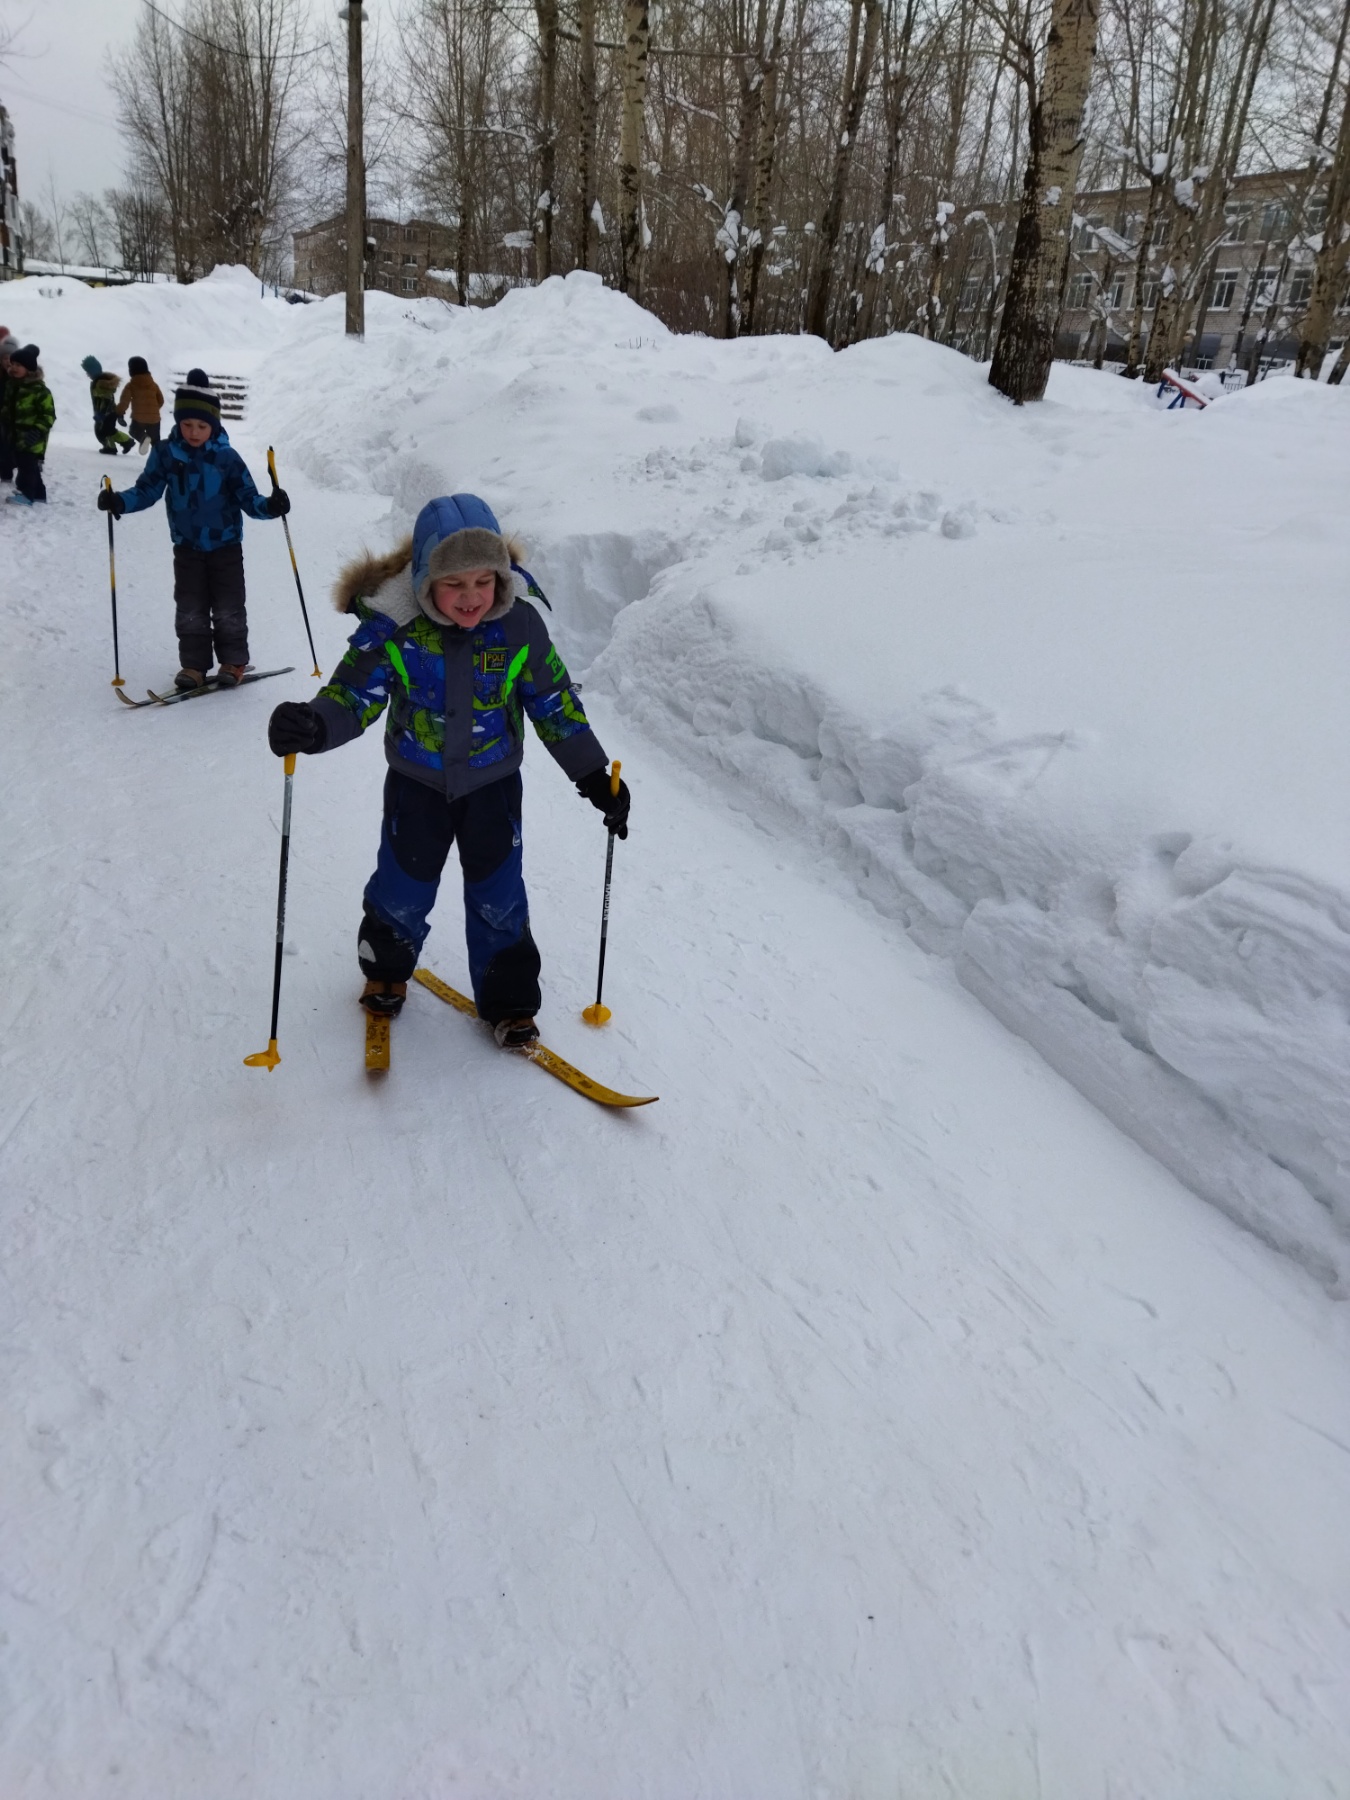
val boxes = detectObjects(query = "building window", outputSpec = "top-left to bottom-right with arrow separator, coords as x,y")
1108,273 -> 1127,309
958,274 -> 982,313
402,277 -> 417,293
1252,265 -> 1280,307
1141,279 -> 1160,311
1150,214 -> 1170,248
1067,271 -> 1095,309
1209,268 -> 1239,310
1222,205 -> 1251,244
1306,195 -> 1328,233
404,226 -> 417,242
403,256 -> 418,268
1260,200 -> 1291,240
1289,268 -> 1313,308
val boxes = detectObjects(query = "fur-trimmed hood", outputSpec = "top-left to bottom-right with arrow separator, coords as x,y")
332,523 -> 528,628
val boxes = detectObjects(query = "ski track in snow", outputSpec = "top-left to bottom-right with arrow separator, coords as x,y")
0,279 -> 1348,1796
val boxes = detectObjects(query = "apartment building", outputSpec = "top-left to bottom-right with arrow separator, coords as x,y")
1,100 -> 20,280
952,168 -> 1342,370
292,214 -> 459,299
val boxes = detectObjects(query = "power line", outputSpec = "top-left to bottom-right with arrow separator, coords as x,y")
0,74 -> 123,130
140,0 -> 322,65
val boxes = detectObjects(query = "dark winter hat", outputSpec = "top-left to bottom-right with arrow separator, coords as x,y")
81,355 -> 102,378
128,355 -> 149,376
411,494 -> 514,623
174,368 -> 220,428
12,344 -> 39,373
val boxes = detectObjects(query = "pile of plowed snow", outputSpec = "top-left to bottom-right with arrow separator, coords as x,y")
7,267 -> 1347,1287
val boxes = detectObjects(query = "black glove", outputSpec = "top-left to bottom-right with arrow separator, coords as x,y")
266,488 -> 291,518
268,700 -> 326,756
577,766 -> 631,839
97,489 -> 125,517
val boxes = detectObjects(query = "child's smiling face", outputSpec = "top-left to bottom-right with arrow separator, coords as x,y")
431,568 -> 497,629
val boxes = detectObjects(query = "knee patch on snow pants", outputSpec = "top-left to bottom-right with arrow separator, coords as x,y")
361,769 -> 541,1023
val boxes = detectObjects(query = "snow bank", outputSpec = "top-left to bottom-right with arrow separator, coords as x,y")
10,269 -> 1349,1288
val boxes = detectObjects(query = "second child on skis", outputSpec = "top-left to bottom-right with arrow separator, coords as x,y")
265,494 -> 632,1047
96,369 -> 290,691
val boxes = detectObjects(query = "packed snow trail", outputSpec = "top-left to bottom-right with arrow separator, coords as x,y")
8,268 -> 1350,1281
2,439 -> 1348,1799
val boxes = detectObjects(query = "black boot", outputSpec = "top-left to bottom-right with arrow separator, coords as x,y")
360,979 -> 407,1017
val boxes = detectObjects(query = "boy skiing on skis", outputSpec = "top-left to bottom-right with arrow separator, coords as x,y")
81,356 -> 133,455
265,494 -> 631,1047
96,369 -> 290,691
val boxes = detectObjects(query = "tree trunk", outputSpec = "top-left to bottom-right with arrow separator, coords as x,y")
1122,178 -> 1164,377
534,0 -> 558,282
855,0 -> 919,343
575,0 -> 598,271
345,0 -> 365,337
1296,77 -> 1350,376
1177,0 -> 1277,368
804,0 -> 883,342
721,1 -> 769,339
742,0 -> 789,334
989,0 -> 1100,404
617,0 -> 651,296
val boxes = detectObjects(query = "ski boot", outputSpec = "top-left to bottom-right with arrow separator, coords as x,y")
360,980 -> 407,1018
493,1017 -> 539,1049
216,663 -> 249,689
174,667 -> 207,692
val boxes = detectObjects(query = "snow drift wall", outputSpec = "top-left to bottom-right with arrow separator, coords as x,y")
589,575 -> 1350,1295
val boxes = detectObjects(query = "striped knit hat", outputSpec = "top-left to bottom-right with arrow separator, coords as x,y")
174,367 -> 220,428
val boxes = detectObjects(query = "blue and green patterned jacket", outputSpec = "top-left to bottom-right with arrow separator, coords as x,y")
117,423 -> 273,551
311,542 -> 607,801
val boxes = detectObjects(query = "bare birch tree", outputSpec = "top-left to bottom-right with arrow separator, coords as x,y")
989,0 -> 1101,402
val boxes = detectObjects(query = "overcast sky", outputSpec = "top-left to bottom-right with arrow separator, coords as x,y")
2,0 -> 142,201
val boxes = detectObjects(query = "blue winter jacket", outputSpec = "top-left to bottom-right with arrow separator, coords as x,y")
117,423 -> 272,551
311,499 -> 607,801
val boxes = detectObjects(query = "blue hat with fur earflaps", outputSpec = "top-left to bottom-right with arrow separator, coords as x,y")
411,494 -> 515,624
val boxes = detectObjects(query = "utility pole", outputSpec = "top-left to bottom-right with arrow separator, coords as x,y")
342,0 -> 366,338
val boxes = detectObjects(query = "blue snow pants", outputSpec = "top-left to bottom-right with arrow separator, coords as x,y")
360,768 -> 540,1023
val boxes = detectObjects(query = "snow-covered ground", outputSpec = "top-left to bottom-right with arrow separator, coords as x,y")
2,269 -> 1349,1797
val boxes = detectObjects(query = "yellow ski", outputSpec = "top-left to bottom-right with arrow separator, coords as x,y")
365,1009 -> 391,1073
413,967 -> 658,1109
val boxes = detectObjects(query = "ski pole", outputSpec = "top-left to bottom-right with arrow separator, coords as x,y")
244,753 -> 297,1072
582,760 -> 622,1027
267,446 -> 322,678
103,475 -> 124,688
